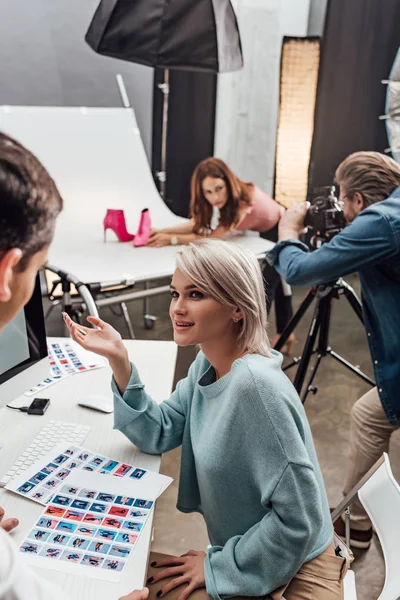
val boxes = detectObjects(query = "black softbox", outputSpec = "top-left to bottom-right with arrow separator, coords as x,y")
85,0 -> 243,73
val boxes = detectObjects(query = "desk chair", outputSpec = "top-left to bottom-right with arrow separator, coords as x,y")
336,453 -> 400,600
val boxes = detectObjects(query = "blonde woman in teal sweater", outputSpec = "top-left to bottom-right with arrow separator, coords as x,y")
64,240 -> 350,600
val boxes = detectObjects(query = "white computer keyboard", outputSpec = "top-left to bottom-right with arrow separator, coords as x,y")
0,420 -> 91,487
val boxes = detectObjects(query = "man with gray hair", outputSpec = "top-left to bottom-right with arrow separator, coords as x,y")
267,151 -> 400,549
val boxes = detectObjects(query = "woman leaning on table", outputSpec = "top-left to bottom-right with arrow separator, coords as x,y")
147,157 -> 295,353
64,239 -> 351,600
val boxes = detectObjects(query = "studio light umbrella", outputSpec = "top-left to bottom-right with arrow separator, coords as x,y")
85,0 -> 243,196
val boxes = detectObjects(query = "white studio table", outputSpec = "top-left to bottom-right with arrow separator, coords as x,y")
0,338 -> 177,600
0,105 -> 275,297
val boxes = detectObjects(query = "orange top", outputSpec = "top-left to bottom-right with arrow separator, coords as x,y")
237,186 -> 281,232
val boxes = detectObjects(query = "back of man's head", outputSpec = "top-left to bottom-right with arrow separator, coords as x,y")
0,132 -> 63,270
335,151 -> 400,207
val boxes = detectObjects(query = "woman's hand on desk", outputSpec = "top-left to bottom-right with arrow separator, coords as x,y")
63,313 -> 132,394
147,550 -> 207,600
0,505 -> 19,533
146,232 -> 172,247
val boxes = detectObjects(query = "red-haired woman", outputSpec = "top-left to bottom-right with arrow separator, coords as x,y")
147,157 -> 294,352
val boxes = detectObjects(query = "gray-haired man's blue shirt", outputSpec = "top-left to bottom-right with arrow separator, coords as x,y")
267,186 -> 400,424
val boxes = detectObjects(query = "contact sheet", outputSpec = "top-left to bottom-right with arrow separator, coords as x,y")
17,469 -> 166,582
7,442 -> 171,505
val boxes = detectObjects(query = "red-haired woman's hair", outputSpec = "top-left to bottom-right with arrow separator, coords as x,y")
190,158 -> 253,233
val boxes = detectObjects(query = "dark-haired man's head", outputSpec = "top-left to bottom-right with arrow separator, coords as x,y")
0,132 -> 63,329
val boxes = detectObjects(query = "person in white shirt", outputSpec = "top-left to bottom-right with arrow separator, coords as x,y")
0,132 -> 148,600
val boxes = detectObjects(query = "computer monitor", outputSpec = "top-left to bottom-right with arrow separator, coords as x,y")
0,275 -> 49,407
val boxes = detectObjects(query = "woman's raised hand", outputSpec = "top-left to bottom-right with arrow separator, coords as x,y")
62,313 -> 124,361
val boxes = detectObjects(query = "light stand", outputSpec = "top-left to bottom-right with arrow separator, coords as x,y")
156,68 -> 170,199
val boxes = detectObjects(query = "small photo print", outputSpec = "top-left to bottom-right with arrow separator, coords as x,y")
78,489 -> 97,499
53,495 -> 72,506
53,454 -> 69,465
29,488 -> 48,501
64,510 -> 85,522
82,465 -> 95,472
17,482 -> 36,495
115,496 -> 134,507
96,492 -> 116,503
42,464 -> 58,475
130,468 -> 147,480
123,521 -> 142,532
96,529 -> 117,541
28,471 -> 47,485
83,513 -> 103,525
102,517 -> 123,530
56,521 -> 78,534
40,546 -> 63,559
37,517 -> 58,529
48,533 -> 70,546
102,460 -> 118,473
20,542 -> 41,554
76,525 -> 97,537
44,505 -> 65,518
61,485 -> 79,495
44,478 -> 61,490
71,499 -> 90,511
55,468 -> 71,480
65,460 -> 82,470
89,503 -> 108,514
61,550 -> 82,563
129,509 -> 149,519
65,446 -> 79,456
68,537 -> 90,550
90,456 -> 105,466
116,532 -> 138,545
108,506 -> 129,518
114,464 -> 132,477
88,541 -> 111,554
81,554 -> 103,568
133,499 -> 153,509
108,545 -> 132,558
28,529 -> 50,542
102,558 -> 125,571
77,452 -> 92,462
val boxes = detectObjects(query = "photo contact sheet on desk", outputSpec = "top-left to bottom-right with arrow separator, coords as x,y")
17,470 -> 164,582
7,443 -> 172,505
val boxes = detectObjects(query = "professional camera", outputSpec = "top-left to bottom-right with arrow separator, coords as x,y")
304,186 -> 346,245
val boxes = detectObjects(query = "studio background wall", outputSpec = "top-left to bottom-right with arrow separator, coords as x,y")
0,0 -> 153,159
309,0 -> 400,188
214,0 -> 314,195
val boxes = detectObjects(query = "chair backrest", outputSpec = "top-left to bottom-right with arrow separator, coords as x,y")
358,452 -> 400,600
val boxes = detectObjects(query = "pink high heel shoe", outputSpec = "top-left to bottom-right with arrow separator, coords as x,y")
133,208 -> 152,247
103,209 -> 134,242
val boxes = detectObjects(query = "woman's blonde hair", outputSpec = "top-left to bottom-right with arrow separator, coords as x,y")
335,151 -> 400,207
175,239 -> 271,357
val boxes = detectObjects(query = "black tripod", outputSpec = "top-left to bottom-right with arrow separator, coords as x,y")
274,279 -> 375,403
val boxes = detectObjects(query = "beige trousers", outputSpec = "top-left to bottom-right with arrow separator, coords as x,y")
146,544 -> 348,600
343,386 -> 399,530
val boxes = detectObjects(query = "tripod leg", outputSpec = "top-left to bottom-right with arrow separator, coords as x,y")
301,353 -> 323,403
293,299 -> 323,395
341,281 -> 364,324
274,288 -> 316,351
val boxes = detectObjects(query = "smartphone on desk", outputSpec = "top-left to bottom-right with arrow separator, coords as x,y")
27,398 -> 50,415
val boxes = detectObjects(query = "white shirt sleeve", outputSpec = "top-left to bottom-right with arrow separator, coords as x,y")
0,529 -> 70,600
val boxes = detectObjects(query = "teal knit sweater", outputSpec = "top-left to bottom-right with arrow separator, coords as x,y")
112,350 -> 333,599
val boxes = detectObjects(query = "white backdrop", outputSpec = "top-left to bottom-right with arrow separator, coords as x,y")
0,106 -> 273,285
214,0 -> 311,195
